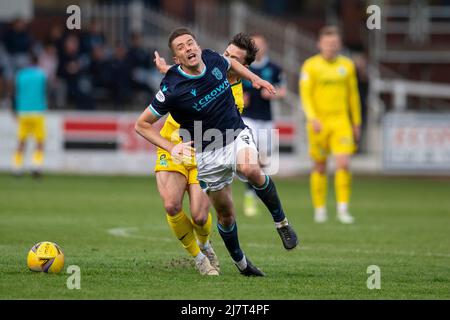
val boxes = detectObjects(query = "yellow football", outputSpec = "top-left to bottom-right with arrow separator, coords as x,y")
27,241 -> 65,273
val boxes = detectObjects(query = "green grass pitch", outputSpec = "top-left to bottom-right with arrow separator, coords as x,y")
0,173 -> 449,299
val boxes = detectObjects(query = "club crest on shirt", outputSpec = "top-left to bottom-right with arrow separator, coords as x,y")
338,66 -> 347,76
212,67 -> 223,80
159,154 -> 168,167
300,71 -> 309,81
262,68 -> 273,80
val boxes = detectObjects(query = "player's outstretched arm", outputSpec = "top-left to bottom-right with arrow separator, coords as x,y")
135,109 -> 195,164
229,58 -> 276,95
135,109 -> 174,152
154,51 -> 172,74
261,84 -> 287,100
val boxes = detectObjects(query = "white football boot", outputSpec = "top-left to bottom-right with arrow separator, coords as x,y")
195,254 -> 219,276
314,207 -> 328,223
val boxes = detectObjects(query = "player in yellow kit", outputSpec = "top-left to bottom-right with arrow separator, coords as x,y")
151,33 -> 258,275
299,26 -> 361,224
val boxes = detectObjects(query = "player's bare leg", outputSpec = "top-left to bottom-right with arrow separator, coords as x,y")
208,185 -> 264,276
236,147 -> 298,250
156,171 -> 187,215
187,183 -> 220,271
311,160 -> 328,223
156,171 -> 218,275
335,154 -> 354,224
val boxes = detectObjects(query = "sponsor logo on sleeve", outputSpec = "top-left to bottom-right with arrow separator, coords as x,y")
156,90 -> 165,102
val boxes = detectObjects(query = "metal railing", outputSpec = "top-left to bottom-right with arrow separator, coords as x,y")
195,2 -> 317,94
84,1 -> 131,46
372,78 -> 450,111
373,0 -> 450,63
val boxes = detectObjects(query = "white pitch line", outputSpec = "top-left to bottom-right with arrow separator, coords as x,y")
108,226 -> 450,259
107,226 -> 173,242
247,242 -> 450,258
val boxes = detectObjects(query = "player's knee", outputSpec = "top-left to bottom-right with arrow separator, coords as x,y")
17,141 -> 26,151
214,201 -> 234,223
336,156 -> 350,171
192,214 -> 207,226
338,163 -> 349,171
214,203 -> 231,217
218,214 -> 235,228
190,204 -> 209,225
239,163 -> 261,181
313,162 -> 327,174
164,200 -> 182,216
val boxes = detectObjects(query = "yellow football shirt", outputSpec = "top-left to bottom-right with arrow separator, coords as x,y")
231,79 -> 244,114
299,54 -> 361,125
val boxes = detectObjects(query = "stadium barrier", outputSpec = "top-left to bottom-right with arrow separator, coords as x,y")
2,109 -> 449,176
383,112 -> 450,174
0,111 -> 302,176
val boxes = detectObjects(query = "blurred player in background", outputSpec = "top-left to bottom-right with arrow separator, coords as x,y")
242,34 -> 287,217
12,53 -> 48,178
151,32 -> 258,275
300,26 -> 361,224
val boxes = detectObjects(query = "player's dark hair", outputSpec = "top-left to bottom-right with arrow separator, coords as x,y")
228,32 -> 258,66
318,25 -> 341,39
168,27 -> 196,52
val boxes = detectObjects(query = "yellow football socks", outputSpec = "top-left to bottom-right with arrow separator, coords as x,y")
191,212 -> 212,247
13,151 -> 24,169
166,210 -> 200,257
311,171 -> 327,209
32,150 -> 44,168
335,169 -> 351,205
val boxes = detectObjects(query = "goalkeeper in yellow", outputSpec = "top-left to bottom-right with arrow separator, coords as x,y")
299,26 -> 361,224
149,33 -> 257,275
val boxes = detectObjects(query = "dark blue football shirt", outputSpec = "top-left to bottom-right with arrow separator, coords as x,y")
149,49 -> 246,151
243,56 -> 284,121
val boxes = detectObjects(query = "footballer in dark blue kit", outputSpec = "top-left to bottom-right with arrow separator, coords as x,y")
135,27 -> 299,277
243,57 -> 284,120
148,48 -> 246,150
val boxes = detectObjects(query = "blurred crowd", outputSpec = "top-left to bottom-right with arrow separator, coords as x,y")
0,18 -> 158,111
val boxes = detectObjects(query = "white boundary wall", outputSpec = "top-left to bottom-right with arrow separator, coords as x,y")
0,111 -> 301,176
383,113 -> 450,174
2,111 -> 449,176
0,111 -> 155,175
